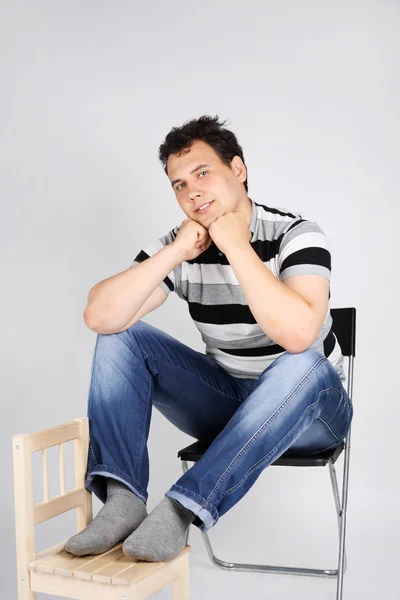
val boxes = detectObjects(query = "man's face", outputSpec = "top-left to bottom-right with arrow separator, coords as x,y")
167,139 -> 248,230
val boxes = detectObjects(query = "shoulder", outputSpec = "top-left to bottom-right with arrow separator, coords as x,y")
252,201 -> 304,239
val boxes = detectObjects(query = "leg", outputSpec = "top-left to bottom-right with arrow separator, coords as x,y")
166,348 -> 354,533
85,320 -> 253,504
65,320 -> 254,554
172,552 -> 190,600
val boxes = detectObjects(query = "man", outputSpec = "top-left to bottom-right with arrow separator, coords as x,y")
65,115 -> 353,562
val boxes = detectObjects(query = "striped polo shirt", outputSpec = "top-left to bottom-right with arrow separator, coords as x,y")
131,198 -> 346,383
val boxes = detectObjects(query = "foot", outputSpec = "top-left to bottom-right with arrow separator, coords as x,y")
122,496 -> 194,562
64,478 -> 148,556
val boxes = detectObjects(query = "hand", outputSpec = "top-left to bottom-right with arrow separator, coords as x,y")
172,218 -> 213,262
208,211 -> 251,255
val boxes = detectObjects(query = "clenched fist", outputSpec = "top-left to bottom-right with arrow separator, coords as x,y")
172,219 -> 212,262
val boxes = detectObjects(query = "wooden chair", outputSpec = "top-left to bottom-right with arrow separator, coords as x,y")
12,417 -> 190,599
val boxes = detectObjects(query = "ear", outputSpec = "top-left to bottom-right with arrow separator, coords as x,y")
231,155 -> 247,184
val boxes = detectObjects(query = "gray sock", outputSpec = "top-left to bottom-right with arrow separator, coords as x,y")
122,496 -> 195,562
64,477 -> 148,556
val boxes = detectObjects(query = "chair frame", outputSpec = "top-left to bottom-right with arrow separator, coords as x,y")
178,307 -> 356,600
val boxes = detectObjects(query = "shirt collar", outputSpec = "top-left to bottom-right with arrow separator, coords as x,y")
248,196 -> 257,233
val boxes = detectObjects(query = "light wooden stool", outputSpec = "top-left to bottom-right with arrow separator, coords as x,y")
12,417 -> 190,599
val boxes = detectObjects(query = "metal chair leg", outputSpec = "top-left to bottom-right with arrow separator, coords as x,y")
181,456 -> 348,584
333,428 -> 352,600
329,460 -> 347,571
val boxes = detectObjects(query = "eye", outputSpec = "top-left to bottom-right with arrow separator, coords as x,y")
176,170 -> 208,191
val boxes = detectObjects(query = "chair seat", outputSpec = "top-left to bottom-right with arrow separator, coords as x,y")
28,539 -> 190,586
178,440 -> 345,467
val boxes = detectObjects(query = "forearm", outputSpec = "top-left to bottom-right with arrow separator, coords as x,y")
225,244 -> 314,353
84,244 -> 183,331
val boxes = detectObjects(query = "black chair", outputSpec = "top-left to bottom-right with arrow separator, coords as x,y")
178,307 -> 356,600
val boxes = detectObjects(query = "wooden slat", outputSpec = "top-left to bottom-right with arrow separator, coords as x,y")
112,561 -> 165,586
34,489 -> 84,525
59,443 -> 66,495
54,552 -> 118,578
42,448 -> 49,501
29,542 -> 123,574
92,554 -> 140,584
28,540 -> 69,569
30,421 -> 81,453
73,546 -> 126,580
31,570 -> 134,599
172,549 -> 190,600
34,549 -> 90,574
112,546 -> 191,586
12,434 -> 35,600
73,418 -> 93,531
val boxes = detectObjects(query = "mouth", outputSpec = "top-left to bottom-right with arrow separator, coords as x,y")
195,200 -> 214,215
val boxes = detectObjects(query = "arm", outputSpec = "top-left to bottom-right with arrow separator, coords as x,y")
225,244 -> 322,354
84,244 -> 184,334
112,286 -> 168,333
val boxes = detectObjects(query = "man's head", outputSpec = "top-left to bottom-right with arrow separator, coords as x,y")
158,115 -> 251,229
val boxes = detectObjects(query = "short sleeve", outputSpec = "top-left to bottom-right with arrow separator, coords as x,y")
278,219 -> 331,282
130,226 -> 182,297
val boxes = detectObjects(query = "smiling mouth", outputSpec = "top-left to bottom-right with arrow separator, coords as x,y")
195,200 -> 214,214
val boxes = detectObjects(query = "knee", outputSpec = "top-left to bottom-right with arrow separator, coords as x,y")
289,346 -> 325,363
262,347 -> 327,377
97,320 -> 163,362
97,320 -> 151,344
95,321 -> 147,354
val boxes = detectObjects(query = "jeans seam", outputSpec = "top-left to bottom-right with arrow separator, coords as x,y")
133,372 -> 152,468
222,390 -> 331,497
318,415 -> 343,441
318,390 -> 347,441
125,326 -> 242,402
248,379 -> 256,394
304,439 -> 345,456
87,334 -> 100,465
88,441 -> 98,465
149,355 -> 242,402
168,484 -> 219,521
206,356 -> 326,502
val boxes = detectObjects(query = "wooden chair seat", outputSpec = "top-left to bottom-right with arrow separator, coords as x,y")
27,540 -> 190,598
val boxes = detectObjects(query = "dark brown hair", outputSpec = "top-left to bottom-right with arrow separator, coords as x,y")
158,115 -> 248,192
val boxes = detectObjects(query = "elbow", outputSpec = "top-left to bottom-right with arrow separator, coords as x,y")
286,343 -> 309,354
83,307 -> 104,333
83,306 -> 123,335
286,334 -> 314,354
258,319 -> 313,354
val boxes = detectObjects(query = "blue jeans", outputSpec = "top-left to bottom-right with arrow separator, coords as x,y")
85,320 -> 353,533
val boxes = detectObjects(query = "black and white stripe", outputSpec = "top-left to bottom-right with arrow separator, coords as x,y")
131,198 -> 345,382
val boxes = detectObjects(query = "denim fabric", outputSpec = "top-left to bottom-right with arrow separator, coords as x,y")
85,320 -> 353,533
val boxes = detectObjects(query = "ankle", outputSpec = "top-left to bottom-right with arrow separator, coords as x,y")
167,497 -> 195,523
106,478 -> 146,507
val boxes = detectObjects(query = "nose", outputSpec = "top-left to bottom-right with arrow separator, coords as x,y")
188,189 -> 203,201
186,180 -> 204,200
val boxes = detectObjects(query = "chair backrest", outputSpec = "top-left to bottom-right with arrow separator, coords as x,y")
12,417 -> 92,567
330,307 -> 356,357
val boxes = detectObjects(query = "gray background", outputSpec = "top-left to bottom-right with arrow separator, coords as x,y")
2,1 -> 398,598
